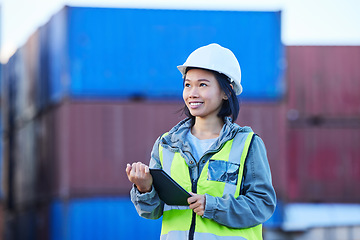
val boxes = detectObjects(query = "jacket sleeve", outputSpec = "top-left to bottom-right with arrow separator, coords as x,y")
203,135 -> 277,228
130,137 -> 164,219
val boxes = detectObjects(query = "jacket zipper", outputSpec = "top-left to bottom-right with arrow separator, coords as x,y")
189,178 -> 198,240
183,151 -> 198,240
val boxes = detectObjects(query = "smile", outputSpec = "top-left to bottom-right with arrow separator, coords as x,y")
189,102 -> 203,106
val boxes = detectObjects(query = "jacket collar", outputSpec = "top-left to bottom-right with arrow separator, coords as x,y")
161,117 -> 253,152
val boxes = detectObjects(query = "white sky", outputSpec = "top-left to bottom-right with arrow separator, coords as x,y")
1,0 -> 360,63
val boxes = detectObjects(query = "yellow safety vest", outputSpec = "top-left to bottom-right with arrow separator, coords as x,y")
158,131 -> 262,240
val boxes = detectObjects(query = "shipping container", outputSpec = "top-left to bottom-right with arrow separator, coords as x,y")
287,127 -> 360,203
33,100 -> 285,199
50,197 -> 162,240
1,50 -> 19,134
0,31 -> 40,128
40,6 -> 284,104
285,46 -> 360,203
1,52 -> 18,209
1,138 -> 9,205
0,116 -> 3,199
2,203 -> 50,240
19,31 -> 40,125
11,48 -> 26,129
37,23 -> 51,114
0,202 -> 4,238
265,225 -> 360,240
13,121 -> 38,209
0,63 -> 2,97
46,100 -> 184,198
264,203 -> 360,240
36,110 -> 56,203
287,46 -> 360,119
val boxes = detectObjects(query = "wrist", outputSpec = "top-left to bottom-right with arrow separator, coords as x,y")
135,185 -> 152,193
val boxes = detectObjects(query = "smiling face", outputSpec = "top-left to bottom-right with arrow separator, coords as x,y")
183,68 -> 227,121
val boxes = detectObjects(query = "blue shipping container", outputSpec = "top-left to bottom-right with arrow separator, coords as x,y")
43,6 -> 284,103
51,197 -> 162,240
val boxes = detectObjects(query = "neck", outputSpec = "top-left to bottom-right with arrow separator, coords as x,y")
191,117 -> 224,140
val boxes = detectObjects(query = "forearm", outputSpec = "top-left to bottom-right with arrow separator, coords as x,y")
204,187 -> 276,228
130,185 -> 164,219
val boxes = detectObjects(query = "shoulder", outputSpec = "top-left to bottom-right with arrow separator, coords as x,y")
229,123 -> 266,152
251,135 -> 266,150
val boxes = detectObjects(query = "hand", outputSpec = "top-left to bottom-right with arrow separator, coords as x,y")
126,162 -> 153,193
188,192 -> 206,216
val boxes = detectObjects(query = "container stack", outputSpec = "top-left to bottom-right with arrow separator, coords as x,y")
1,6 -> 284,240
0,61 -> 4,238
265,46 -> 360,239
286,46 -> 360,203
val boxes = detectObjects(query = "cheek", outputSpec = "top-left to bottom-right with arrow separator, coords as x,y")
183,89 -> 187,102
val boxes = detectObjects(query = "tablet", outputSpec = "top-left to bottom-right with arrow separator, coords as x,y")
150,169 -> 191,206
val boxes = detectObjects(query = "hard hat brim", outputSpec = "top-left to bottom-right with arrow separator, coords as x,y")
177,65 -> 242,95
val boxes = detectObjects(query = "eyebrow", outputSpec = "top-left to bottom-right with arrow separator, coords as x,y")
184,78 -> 210,82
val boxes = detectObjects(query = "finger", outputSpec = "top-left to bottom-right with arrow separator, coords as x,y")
138,162 -> 147,176
145,165 -> 150,174
189,199 -> 200,207
188,196 -> 196,205
134,162 -> 143,176
139,163 -> 146,174
126,163 -> 132,176
191,201 -> 201,209
195,210 -> 204,216
131,162 -> 137,172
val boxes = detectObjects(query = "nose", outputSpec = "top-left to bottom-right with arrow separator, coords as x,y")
188,86 -> 199,98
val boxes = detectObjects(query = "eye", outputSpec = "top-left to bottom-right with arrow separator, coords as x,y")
184,83 -> 191,88
200,83 -> 207,87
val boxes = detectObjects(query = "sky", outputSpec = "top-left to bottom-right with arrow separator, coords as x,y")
0,0 -> 360,63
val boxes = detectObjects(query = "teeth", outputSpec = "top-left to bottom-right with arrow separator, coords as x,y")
190,102 -> 202,106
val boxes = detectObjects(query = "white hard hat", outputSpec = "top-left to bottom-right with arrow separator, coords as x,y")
177,43 -> 242,95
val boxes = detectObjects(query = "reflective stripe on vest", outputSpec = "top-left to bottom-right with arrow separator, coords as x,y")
158,132 -> 262,240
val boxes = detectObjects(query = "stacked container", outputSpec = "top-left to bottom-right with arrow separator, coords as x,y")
264,46 -> 360,240
286,46 -> 360,203
1,6 -> 285,240
0,61 -> 4,239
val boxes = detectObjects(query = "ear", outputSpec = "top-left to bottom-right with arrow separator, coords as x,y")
223,92 -> 228,100
223,84 -> 233,100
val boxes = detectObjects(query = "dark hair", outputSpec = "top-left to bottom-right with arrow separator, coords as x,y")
183,67 -> 240,124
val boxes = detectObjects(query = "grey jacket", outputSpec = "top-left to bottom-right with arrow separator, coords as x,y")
130,117 -> 276,228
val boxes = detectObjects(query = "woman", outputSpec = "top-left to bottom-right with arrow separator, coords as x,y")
126,43 -> 276,240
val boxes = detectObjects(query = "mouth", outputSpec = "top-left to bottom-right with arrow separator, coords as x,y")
188,101 -> 203,108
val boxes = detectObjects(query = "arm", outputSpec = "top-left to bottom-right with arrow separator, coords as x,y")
128,137 -> 164,219
203,135 -> 277,228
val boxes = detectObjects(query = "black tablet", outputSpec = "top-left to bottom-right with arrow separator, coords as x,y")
150,169 -> 191,206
